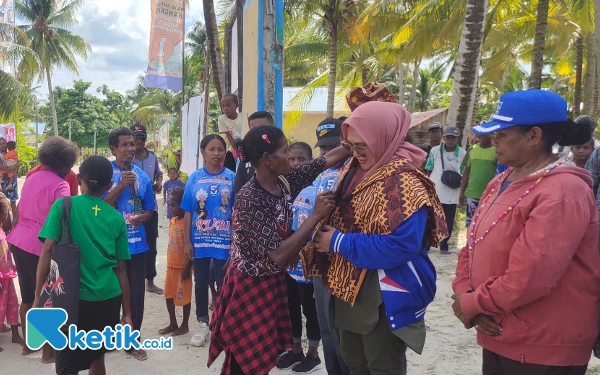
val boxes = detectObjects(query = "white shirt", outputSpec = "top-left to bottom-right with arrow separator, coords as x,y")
426,144 -> 467,204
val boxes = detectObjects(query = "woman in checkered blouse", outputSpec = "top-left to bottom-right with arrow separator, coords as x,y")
207,126 -> 349,375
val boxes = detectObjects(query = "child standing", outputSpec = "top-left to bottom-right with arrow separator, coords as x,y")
159,187 -> 193,336
218,94 -> 242,172
277,142 -> 322,373
0,141 -> 18,189
37,156 -> 132,375
163,168 -> 186,219
0,192 -> 23,352
181,134 -> 235,347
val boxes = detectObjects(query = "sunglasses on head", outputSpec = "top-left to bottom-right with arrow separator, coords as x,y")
341,140 -> 368,157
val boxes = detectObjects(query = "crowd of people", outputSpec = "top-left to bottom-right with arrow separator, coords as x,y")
1,85 -> 600,375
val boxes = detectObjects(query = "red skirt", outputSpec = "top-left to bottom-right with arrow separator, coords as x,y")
208,265 -> 292,375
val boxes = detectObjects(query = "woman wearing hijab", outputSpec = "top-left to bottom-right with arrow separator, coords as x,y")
452,90 -> 600,375
307,101 -> 448,374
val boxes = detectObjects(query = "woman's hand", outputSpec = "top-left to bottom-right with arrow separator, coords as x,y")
451,293 -> 472,328
472,314 -> 502,336
121,315 -> 133,328
184,242 -> 194,260
312,191 -> 335,221
314,225 -> 336,253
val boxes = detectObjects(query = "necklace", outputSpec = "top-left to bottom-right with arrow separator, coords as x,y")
467,160 -> 564,251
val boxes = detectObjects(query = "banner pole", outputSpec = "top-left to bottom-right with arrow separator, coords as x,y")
182,0 -> 187,103
196,47 -> 210,170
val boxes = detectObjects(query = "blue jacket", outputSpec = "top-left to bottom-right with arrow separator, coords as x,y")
328,207 -> 436,331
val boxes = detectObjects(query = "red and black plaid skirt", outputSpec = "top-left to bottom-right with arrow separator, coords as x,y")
208,265 -> 292,375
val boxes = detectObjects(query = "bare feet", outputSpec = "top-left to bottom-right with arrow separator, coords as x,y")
159,324 -> 178,335
22,346 -> 39,356
146,281 -> 164,295
127,349 -> 148,361
12,334 -> 25,347
41,348 -> 56,364
0,346 -> 3,352
1,324 -> 10,333
172,325 -> 189,336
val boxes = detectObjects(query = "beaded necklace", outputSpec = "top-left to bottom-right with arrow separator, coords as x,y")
467,160 -> 565,251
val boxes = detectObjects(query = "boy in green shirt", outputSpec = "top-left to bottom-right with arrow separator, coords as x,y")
36,156 -> 132,375
459,134 -> 498,227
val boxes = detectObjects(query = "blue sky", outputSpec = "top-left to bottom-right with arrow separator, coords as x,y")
31,0 -> 205,101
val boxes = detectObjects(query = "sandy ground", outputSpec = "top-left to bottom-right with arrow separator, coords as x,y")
2,172 -> 600,374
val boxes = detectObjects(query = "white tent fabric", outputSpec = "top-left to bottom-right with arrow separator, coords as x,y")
180,95 -> 205,175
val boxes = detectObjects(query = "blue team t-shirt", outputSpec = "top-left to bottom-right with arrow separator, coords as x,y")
106,161 -> 155,255
163,179 -> 186,219
180,167 -> 236,260
289,186 -> 318,283
314,160 -> 349,194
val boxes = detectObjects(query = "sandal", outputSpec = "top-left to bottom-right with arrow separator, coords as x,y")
127,349 -> 148,361
146,287 -> 164,295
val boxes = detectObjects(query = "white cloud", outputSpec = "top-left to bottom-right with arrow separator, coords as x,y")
34,0 -> 205,101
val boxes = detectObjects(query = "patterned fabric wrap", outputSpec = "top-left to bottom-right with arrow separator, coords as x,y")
304,158 -> 447,305
208,266 -> 291,375
346,82 -> 398,112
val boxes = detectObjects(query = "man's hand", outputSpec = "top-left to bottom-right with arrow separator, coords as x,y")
459,192 -> 466,206
119,171 -> 137,190
181,265 -> 192,281
313,225 -> 336,253
184,242 -> 194,261
451,293 -> 472,328
121,315 -> 133,328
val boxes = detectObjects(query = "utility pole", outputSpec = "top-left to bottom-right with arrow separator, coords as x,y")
35,104 -> 39,148
68,119 -> 72,141
93,122 -> 97,155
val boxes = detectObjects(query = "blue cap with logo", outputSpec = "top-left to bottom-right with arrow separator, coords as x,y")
472,90 -> 568,135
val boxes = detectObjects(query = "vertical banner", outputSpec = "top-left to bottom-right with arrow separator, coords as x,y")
1,0 -> 15,74
179,96 -> 205,174
0,123 -> 15,141
144,0 -> 184,91
159,122 -> 169,149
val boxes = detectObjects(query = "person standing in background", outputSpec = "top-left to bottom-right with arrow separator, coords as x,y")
0,138 -> 19,219
104,127 -> 155,362
420,122 -> 443,157
218,94 -> 242,173
458,133 -> 497,227
163,168 -> 185,220
130,123 -> 164,296
232,111 -> 275,194
425,126 -> 466,254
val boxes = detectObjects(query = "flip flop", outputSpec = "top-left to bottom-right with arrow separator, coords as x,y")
127,349 -> 148,361
146,287 -> 164,295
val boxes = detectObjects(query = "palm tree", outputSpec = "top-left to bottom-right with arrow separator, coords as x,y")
15,0 -> 91,135
446,0 -> 489,137
203,0 -> 225,100
529,0 -> 550,89
186,20 -> 207,57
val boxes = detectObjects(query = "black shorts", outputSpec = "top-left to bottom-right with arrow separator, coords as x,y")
11,244 -> 39,304
56,295 -> 122,375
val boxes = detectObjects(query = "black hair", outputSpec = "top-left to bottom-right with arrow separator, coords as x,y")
516,120 -> 592,152
108,127 -> 134,148
170,187 -> 184,204
289,142 -> 313,160
200,134 -> 227,150
79,156 -> 113,193
338,116 -> 348,122
248,111 -> 274,125
222,93 -> 239,106
239,126 -> 286,166
6,141 -> 15,150
167,167 -> 179,174
0,192 -> 10,221
38,136 -> 78,173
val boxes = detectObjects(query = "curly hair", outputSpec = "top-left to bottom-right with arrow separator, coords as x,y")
38,136 -> 78,173
170,187 -> 184,204
0,192 -> 10,222
239,126 -> 286,166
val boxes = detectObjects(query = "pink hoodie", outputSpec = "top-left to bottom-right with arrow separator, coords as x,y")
453,164 -> 600,366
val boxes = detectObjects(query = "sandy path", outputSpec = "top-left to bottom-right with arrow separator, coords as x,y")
2,175 -> 600,374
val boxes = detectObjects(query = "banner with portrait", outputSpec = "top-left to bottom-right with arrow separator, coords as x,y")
144,0 -> 184,91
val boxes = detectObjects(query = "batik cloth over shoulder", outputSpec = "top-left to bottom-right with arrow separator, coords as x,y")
305,158 -> 447,305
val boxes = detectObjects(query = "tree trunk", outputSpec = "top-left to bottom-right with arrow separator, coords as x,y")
326,25 -> 338,117
46,67 -> 58,136
594,0 -> 600,115
203,0 -> 225,100
584,34 -> 596,115
361,67 -> 369,85
463,73 -> 480,149
446,0 -> 489,136
529,0 -> 550,89
398,63 -> 405,105
408,59 -> 420,112
574,36 -> 584,118
594,63 -> 599,115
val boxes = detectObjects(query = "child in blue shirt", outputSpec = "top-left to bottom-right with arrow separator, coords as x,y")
181,134 -> 235,348
163,168 -> 186,219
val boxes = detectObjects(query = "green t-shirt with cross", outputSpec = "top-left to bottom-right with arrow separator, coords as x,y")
464,145 -> 498,199
39,195 -> 131,302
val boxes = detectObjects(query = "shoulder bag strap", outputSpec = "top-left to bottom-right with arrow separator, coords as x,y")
278,175 -> 291,196
60,196 -> 73,245
440,146 -> 446,171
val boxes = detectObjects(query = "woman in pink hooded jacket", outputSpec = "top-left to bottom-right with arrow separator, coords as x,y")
452,90 -> 600,375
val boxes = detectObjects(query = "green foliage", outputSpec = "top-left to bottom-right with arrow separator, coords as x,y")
41,80 -> 117,148
16,119 -> 37,175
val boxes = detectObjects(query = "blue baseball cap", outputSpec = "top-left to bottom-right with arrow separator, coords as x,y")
472,90 -> 568,135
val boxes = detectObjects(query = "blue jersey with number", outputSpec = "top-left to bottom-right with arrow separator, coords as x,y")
180,167 -> 236,260
289,186 -> 317,283
314,160 -> 349,194
106,161 -> 156,255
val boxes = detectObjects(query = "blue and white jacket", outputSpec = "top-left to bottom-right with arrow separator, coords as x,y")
328,207 -> 437,331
